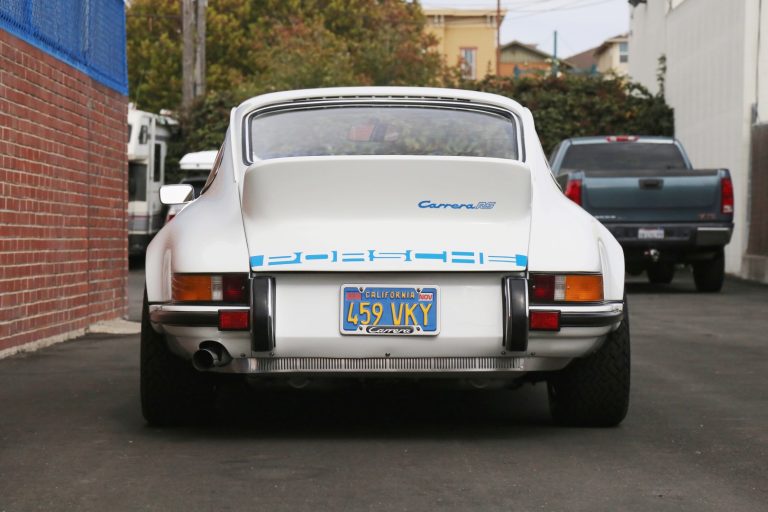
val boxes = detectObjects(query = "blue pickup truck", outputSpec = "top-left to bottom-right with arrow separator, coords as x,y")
549,136 -> 734,292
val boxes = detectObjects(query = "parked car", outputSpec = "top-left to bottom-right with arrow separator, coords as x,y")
164,150 -> 218,224
144,87 -> 629,427
550,136 -> 733,292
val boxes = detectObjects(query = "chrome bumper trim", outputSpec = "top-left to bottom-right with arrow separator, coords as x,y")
215,356 -> 526,374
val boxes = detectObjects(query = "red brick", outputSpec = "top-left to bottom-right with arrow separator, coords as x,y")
0,29 -> 128,350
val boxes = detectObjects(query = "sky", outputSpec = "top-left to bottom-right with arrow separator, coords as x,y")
420,0 -> 630,58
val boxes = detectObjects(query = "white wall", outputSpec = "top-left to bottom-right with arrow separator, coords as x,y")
629,0 -> 766,275
628,1 -> 667,95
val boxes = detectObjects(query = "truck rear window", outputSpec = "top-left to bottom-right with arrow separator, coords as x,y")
561,142 -> 687,171
248,105 -> 518,161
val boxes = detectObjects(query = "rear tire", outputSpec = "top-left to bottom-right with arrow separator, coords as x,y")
693,248 -> 725,293
548,298 -> 630,427
647,262 -> 674,284
140,289 -> 216,426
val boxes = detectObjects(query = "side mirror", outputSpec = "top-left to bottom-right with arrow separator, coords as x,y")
160,184 -> 194,205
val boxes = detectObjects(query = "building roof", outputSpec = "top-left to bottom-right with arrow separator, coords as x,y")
500,40 -> 574,68
594,33 -> 629,57
423,8 -> 506,17
566,46 -> 598,69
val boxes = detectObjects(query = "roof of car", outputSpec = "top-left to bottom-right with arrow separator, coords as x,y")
235,87 -> 528,119
567,136 -> 676,145
179,150 -> 218,170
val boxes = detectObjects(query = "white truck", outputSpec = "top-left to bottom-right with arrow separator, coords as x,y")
127,106 -> 178,255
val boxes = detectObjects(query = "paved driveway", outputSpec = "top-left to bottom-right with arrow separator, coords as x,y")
2,272 -> 767,511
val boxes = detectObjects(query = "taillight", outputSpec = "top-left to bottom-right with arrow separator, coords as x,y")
721,176 -> 734,214
218,310 -> 250,330
529,273 -> 603,302
530,310 -> 560,331
564,179 -> 582,206
172,274 -> 249,302
606,135 -> 638,142
223,274 -> 248,301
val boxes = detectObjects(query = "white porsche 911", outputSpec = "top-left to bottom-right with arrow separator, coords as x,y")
144,87 -> 629,427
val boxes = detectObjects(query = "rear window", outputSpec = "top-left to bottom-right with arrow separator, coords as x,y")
560,142 -> 687,171
248,105 -> 518,161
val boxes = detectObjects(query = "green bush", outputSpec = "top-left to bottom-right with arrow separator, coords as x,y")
452,74 -> 674,152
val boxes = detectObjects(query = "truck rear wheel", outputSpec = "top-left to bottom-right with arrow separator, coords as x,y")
647,262 -> 674,284
547,299 -> 630,427
693,248 -> 725,292
140,290 -> 217,426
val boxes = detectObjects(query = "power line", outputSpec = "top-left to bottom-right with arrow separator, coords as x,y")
505,0 -> 618,20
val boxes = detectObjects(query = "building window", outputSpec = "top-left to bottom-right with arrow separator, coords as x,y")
460,47 -> 477,79
619,42 -> 629,64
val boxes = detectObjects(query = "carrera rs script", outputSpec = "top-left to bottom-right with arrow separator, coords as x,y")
418,200 -> 496,210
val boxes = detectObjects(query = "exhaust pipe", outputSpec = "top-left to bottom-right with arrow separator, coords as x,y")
192,341 -> 232,371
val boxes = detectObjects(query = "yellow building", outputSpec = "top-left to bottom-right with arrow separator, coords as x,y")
424,8 -> 506,79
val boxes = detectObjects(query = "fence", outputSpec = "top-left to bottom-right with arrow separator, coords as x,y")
0,0 -> 127,94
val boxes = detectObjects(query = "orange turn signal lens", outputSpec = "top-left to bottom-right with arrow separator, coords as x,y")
172,274 -> 215,302
172,274 -> 249,302
563,274 -> 603,302
528,273 -> 603,302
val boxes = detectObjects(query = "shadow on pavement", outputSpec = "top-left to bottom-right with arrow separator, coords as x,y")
133,380 -> 558,440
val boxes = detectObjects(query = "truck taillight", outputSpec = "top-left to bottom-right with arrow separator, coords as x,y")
606,135 -> 638,142
529,273 -> 603,303
565,179 -> 582,206
172,274 -> 249,302
721,176 -> 734,214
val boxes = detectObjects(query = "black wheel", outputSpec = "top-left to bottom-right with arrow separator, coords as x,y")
548,298 -> 631,427
140,289 -> 216,426
646,262 -> 675,284
693,248 -> 725,293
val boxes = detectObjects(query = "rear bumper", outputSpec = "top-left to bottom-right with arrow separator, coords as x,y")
149,286 -> 623,376
605,223 -> 733,248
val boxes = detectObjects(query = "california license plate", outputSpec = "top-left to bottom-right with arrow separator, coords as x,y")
340,285 -> 439,335
638,228 -> 665,240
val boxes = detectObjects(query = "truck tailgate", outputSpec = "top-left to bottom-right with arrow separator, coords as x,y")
583,169 -> 722,222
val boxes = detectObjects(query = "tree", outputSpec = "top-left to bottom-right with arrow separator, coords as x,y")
126,0 -> 441,113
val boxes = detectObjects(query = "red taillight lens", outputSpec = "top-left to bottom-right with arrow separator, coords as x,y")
565,179 -> 582,206
223,274 -> 249,302
530,274 -> 555,301
530,311 -> 560,331
721,176 -> 734,214
218,310 -> 250,331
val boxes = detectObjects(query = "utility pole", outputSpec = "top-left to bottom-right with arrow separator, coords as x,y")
194,0 -> 206,99
496,0 -> 501,76
552,30 -> 559,77
182,0 -> 206,110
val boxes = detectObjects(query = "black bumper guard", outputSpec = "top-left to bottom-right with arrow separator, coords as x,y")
502,276 -> 528,352
251,276 -> 276,352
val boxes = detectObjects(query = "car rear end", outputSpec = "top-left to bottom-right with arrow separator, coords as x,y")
144,90 -> 629,427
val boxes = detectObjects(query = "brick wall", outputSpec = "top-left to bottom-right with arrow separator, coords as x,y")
0,29 -> 127,352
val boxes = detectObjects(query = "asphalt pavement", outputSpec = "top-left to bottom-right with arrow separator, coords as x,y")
1,269 -> 767,511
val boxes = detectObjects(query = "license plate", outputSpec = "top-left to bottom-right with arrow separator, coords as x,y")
638,228 -> 665,240
340,284 -> 439,335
